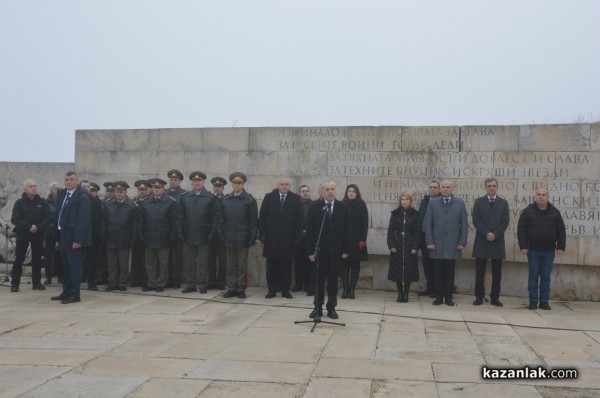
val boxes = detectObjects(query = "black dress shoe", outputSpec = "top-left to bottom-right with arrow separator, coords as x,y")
291,285 -> 303,292
237,291 -> 246,299
539,302 -> 551,310
223,290 -> 237,298
529,301 -> 538,310
51,293 -> 67,300
327,309 -> 339,319
432,298 -> 443,305
32,284 -> 46,290
309,308 -> 323,318
199,288 -> 207,294
446,299 -> 455,306
61,296 -> 81,304
473,298 -> 484,306
142,286 -> 154,292
10,286 -> 19,292
88,285 -> 98,291
44,278 -> 52,285
105,285 -> 118,291
490,299 -> 503,307
155,287 -> 164,292
282,291 -> 293,299
265,291 -> 276,299
182,286 -> 196,293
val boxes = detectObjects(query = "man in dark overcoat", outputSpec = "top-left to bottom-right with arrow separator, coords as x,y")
166,169 -> 186,288
102,181 -> 138,291
305,180 -> 352,319
52,171 -> 91,304
208,176 -> 228,290
423,179 -> 468,306
259,176 -> 304,299
138,178 -> 179,292
130,180 -> 150,288
180,171 -> 223,294
471,178 -> 510,307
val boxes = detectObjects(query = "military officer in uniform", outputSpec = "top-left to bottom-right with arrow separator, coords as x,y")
180,172 -> 223,294
166,169 -> 185,288
139,178 -> 179,292
208,176 -> 227,290
95,182 -> 114,285
130,180 -> 150,288
221,172 -> 258,299
102,181 -> 138,291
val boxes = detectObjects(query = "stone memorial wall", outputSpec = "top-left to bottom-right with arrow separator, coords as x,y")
69,123 -> 599,300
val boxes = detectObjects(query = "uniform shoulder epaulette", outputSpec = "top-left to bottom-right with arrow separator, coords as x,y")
168,196 -> 177,202
180,191 -> 189,197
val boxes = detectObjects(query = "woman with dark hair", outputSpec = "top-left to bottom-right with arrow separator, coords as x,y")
387,192 -> 421,302
342,184 -> 368,299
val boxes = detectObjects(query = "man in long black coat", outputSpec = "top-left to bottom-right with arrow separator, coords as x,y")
471,178 -> 510,307
305,180 -> 352,319
259,176 -> 304,299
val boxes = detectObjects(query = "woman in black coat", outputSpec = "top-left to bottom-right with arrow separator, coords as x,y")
387,192 -> 421,302
342,184 -> 368,299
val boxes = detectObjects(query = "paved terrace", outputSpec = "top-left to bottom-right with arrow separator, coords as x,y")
1,278 -> 599,398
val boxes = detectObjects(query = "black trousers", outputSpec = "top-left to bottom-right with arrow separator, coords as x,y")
208,244 -> 227,287
83,240 -> 100,285
293,242 -> 312,289
420,233 -> 434,293
434,259 -> 455,300
130,241 -> 147,285
44,235 -> 61,279
266,257 -> 292,292
475,258 -> 502,300
314,261 -> 338,309
12,239 -> 44,286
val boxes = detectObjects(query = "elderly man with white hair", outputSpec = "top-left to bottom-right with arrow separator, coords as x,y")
10,179 -> 52,292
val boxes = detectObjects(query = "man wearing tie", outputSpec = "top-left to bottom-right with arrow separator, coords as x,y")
471,178 -> 510,307
259,176 -> 304,299
305,180 -> 352,319
423,179 -> 468,306
51,171 -> 91,304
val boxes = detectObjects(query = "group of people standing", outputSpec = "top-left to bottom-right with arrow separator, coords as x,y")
9,172 -> 566,314
386,178 -> 566,310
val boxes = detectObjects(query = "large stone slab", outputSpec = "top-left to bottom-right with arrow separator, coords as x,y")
187,359 -> 315,383
519,124 -> 590,151
19,374 -> 147,398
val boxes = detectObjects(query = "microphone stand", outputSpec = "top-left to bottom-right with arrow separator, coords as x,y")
295,205 -> 345,332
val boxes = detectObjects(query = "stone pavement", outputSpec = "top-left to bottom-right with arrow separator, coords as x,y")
1,279 -> 599,398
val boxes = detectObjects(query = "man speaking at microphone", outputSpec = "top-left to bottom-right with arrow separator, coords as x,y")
305,180 -> 352,319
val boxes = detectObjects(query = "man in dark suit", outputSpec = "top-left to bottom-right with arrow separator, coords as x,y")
472,178 -> 510,307
51,171 -> 92,304
423,179 -> 468,306
306,180 -> 352,319
208,176 -> 228,290
293,185 -> 313,295
166,169 -> 186,288
417,180 -> 440,297
259,176 -> 304,299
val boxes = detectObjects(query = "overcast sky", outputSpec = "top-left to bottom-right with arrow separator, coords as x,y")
1,0 -> 599,163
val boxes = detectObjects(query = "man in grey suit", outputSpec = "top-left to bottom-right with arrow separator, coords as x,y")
472,178 -> 509,307
423,179 -> 468,306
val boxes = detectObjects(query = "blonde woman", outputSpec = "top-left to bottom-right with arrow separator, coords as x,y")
387,192 -> 421,302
